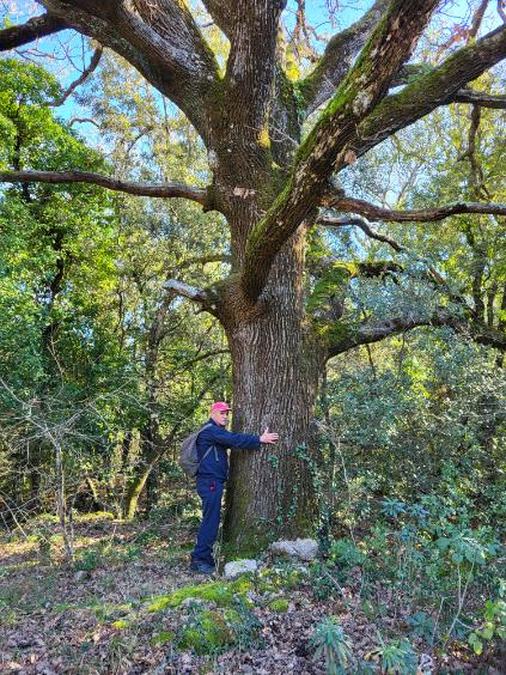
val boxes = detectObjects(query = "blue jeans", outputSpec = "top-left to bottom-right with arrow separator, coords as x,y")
191,477 -> 224,566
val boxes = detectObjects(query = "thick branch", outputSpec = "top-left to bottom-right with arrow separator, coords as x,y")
299,0 -> 390,115
201,1 -> 233,36
392,73 -> 506,108
327,308 -> 459,357
355,25 -> 506,160
327,309 -> 506,358
39,0 -> 219,143
241,0 -> 439,302
0,170 -> 210,205
222,1 -> 285,166
131,0 -> 217,72
323,196 -> 506,222
0,13 -> 67,50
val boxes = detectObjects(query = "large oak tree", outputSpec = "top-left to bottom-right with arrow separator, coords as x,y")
1,0 -> 505,551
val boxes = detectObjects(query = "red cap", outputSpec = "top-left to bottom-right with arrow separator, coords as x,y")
211,401 -> 232,413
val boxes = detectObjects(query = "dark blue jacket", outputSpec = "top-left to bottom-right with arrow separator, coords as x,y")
196,418 -> 260,481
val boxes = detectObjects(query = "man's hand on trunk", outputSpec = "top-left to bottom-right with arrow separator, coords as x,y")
260,427 -> 279,444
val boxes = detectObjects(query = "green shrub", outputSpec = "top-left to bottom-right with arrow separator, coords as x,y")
74,547 -> 102,571
377,638 -> 418,675
150,630 -> 175,646
468,581 -> 506,655
310,616 -> 353,674
309,561 -> 343,601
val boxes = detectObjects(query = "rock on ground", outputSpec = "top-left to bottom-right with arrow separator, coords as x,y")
223,559 -> 258,578
269,538 -> 318,561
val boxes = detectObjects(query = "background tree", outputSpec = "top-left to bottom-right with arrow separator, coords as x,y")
1,0 -> 505,552
0,58 -> 230,540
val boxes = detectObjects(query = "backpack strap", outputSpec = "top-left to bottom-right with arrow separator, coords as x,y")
196,423 -> 216,474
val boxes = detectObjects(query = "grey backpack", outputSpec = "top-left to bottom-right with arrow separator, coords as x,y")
179,423 -> 214,478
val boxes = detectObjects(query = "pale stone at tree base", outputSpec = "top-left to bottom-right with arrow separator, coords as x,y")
269,538 -> 319,561
223,559 -> 259,578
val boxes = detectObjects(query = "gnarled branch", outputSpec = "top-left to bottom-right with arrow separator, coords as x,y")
0,13 -> 67,51
319,214 -> 405,252
39,0 -> 219,143
323,196 -> 506,222
327,308 -> 506,358
0,170 -> 210,205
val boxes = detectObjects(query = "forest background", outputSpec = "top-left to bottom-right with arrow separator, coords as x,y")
0,1 -> 505,673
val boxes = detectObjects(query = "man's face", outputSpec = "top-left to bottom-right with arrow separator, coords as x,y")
211,409 -> 230,427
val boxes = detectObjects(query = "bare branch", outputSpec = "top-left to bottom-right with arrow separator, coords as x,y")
319,214 -> 405,252
498,0 -> 506,24
323,196 -> 506,222
0,170 -> 210,205
0,13 -> 67,51
50,46 -> 103,107
469,0 -> 490,40
175,349 -> 230,373
164,279 -> 209,305
68,117 -> 101,128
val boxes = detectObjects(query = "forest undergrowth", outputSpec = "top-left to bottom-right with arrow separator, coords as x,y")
1,469 -> 504,674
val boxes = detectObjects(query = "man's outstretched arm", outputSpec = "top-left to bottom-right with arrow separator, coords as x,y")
207,426 -> 278,449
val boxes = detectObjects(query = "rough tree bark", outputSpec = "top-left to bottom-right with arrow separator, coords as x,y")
1,0 -> 505,551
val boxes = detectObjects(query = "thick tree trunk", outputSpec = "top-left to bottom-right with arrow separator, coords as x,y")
222,231 -> 325,552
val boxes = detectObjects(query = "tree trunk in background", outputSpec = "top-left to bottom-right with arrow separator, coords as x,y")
145,466 -> 159,514
123,423 -> 158,520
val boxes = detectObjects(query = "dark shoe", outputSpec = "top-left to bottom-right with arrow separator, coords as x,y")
190,561 -> 215,575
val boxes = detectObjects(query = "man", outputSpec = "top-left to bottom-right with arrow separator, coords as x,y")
190,401 -> 279,574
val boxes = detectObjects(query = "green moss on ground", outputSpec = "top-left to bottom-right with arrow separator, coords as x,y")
268,597 -> 290,612
178,609 -> 234,654
176,602 -> 263,655
147,577 -> 253,612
